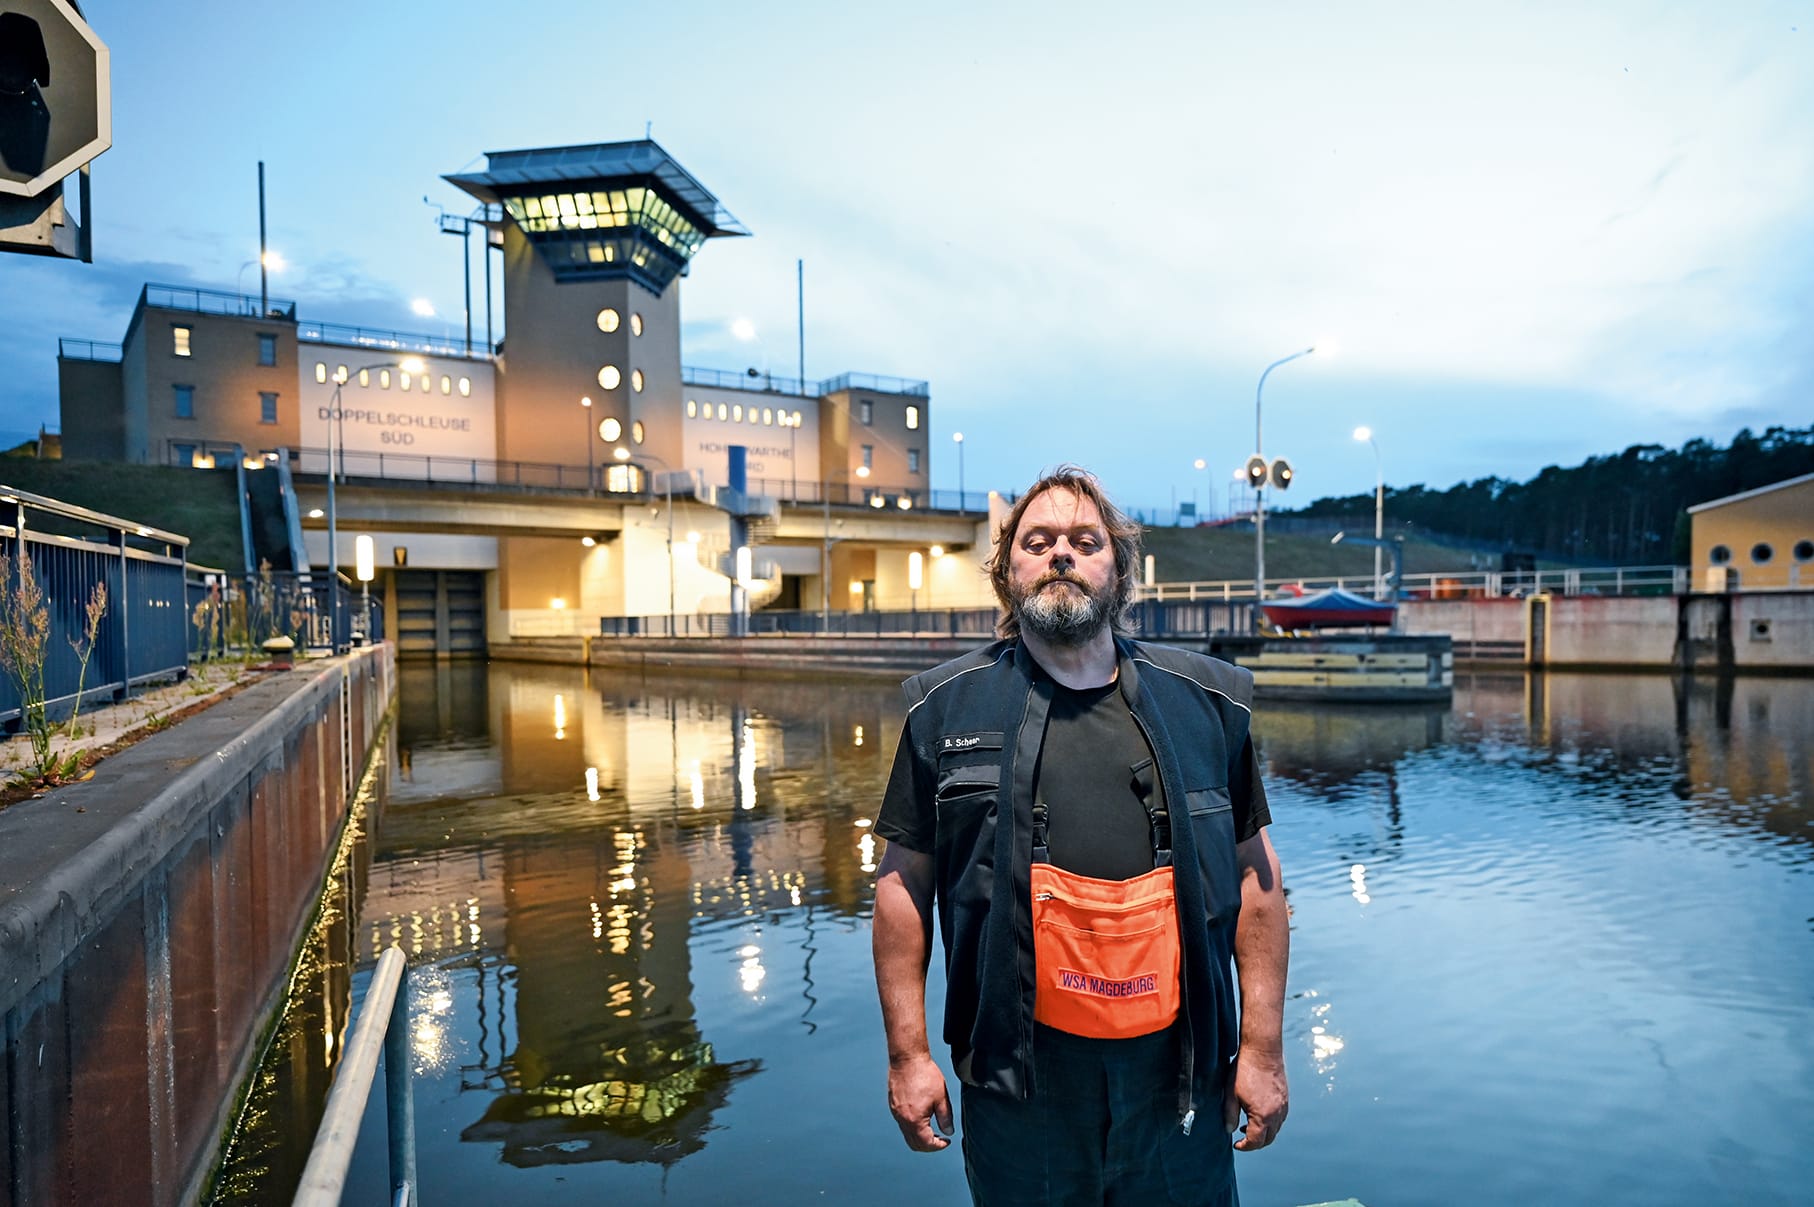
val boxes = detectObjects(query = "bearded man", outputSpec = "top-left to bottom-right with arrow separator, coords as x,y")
871,467 -> 1288,1206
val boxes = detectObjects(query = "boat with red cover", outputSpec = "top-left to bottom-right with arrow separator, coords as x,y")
1261,587 -> 1397,629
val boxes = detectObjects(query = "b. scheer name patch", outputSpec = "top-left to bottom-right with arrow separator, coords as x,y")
1054,968 -> 1160,999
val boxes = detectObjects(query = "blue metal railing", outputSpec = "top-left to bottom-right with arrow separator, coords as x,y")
187,567 -> 357,659
0,488 -> 191,730
293,946 -> 417,1207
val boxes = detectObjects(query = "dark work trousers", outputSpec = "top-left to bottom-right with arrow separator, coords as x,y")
959,1023 -> 1238,1207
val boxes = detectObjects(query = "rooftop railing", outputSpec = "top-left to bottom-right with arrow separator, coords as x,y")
143,283 -> 298,321
299,321 -> 491,362
817,371 -> 930,398
56,338 -> 123,362
681,366 -> 813,396
680,367 -> 932,399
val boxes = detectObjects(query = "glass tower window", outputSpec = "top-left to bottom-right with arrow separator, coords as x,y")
258,333 -> 277,366
906,405 -> 920,430
260,392 -> 278,424
173,326 -> 192,357
174,384 -> 194,418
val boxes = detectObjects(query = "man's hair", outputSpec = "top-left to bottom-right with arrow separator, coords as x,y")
985,465 -> 1144,639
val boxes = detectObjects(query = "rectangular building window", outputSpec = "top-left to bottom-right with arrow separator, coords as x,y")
173,326 -> 192,357
908,449 -> 921,474
861,444 -> 874,470
859,399 -> 874,425
173,443 -> 196,467
906,405 -> 920,430
174,384 -> 195,418
260,391 -> 279,424
257,333 -> 278,366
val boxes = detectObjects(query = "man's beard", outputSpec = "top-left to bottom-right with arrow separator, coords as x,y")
1010,570 -> 1114,646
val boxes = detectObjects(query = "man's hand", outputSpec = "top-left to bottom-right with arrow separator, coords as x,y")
1223,1046 -> 1289,1151
873,841 -> 949,1152
887,1052 -> 955,1151
1229,826 -> 1289,1151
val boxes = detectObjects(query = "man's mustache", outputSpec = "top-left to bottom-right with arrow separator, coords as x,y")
1034,570 -> 1090,591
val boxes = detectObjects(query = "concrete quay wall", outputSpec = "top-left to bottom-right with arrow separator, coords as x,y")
1399,591 -> 1814,672
0,645 -> 394,1207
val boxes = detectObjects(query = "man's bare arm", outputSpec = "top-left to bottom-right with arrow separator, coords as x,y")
872,840 -> 953,1152
1226,826 -> 1289,1151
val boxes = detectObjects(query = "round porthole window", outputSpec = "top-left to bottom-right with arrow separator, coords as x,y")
632,420 -> 645,444
1750,542 -> 1774,564
630,312 -> 644,337
599,417 -> 622,442
1710,545 -> 1731,565
631,369 -> 644,393
597,365 -> 621,390
1794,539 -> 1814,563
597,308 -> 620,333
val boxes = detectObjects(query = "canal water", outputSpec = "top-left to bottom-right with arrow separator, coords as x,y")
216,662 -> 1814,1206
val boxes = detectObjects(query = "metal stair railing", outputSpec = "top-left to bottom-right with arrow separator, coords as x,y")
292,946 -> 418,1206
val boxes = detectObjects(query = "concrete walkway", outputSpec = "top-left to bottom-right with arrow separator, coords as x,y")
0,659 -> 279,783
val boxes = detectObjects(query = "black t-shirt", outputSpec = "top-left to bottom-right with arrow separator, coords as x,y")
876,677 -> 1271,874
1039,680 -> 1163,880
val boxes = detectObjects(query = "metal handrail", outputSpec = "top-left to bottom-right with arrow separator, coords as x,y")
1139,564 -> 1691,602
293,946 -> 417,1207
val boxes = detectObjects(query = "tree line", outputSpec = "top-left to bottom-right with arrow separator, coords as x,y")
1278,425 -> 1814,566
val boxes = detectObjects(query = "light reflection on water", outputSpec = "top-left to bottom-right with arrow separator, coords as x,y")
302,663 -> 1814,1206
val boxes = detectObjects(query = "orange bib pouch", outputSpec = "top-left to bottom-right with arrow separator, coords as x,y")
1029,786 -> 1182,1040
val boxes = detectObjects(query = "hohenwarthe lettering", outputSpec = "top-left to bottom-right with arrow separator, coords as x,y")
1056,969 -> 1159,998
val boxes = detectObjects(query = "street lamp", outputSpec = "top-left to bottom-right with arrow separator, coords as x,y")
1249,345 -> 1317,630
908,550 -> 923,630
1353,426 -> 1384,599
614,446 -> 676,634
237,250 -> 284,305
328,357 -> 424,652
822,463 -> 870,628
354,534 -> 375,643
952,431 -> 965,514
581,396 -> 595,492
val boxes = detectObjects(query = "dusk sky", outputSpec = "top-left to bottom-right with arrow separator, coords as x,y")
2,1 -> 1809,516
